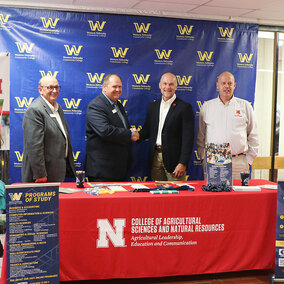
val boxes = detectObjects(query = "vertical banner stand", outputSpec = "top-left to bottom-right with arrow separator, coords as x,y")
272,181 -> 284,283
5,183 -> 60,284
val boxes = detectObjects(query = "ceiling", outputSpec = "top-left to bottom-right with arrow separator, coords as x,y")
1,0 -> 284,27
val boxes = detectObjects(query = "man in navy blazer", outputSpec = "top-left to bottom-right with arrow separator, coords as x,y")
22,76 -> 75,182
139,72 -> 195,181
84,74 -> 139,182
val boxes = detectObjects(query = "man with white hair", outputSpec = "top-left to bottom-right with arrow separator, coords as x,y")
22,76 -> 75,182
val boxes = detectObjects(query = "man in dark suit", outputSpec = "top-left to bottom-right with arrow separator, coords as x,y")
139,72 -> 195,181
84,74 -> 139,182
22,76 -> 75,182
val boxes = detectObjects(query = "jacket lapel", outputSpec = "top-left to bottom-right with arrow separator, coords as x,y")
39,97 -> 67,138
163,98 -> 178,128
153,99 -> 161,135
99,93 -> 126,128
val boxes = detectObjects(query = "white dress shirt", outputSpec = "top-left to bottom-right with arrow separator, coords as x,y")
156,94 -> 176,146
197,96 -> 259,165
41,95 -> 68,157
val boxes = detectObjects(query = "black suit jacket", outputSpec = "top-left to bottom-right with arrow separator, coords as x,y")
140,97 -> 194,173
84,93 -> 132,181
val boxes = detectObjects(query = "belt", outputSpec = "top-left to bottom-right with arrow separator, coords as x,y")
155,145 -> 162,152
232,153 -> 245,157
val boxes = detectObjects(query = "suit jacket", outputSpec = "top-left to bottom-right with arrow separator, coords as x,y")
140,97 -> 195,173
22,96 -> 75,182
84,93 -> 132,181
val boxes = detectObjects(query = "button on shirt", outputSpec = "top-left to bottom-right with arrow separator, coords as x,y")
41,95 -> 68,158
156,94 -> 176,146
197,96 -> 259,165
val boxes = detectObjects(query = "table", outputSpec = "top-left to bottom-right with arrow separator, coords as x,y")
1,180 -> 277,282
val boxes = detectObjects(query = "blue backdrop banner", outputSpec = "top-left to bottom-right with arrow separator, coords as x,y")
0,7 -> 258,183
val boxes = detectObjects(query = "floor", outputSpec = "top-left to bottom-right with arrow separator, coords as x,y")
0,233 -> 274,284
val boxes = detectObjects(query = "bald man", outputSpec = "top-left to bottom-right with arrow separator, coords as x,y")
139,72 -> 195,181
197,71 -> 259,179
22,76 -> 75,182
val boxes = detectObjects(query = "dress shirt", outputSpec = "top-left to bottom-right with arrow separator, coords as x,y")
197,96 -> 259,165
41,95 -> 68,157
156,94 -> 176,146
102,92 -> 133,135
102,92 -> 127,127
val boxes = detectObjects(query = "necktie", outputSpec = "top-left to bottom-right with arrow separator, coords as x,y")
113,101 -> 127,128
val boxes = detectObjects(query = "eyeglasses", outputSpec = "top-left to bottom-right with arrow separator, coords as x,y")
41,85 -> 61,91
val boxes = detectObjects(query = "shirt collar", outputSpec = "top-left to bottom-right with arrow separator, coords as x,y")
161,94 -> 176,106
218,94 -> 235,105
102,91 -> 116,106
41,95 -> 58,112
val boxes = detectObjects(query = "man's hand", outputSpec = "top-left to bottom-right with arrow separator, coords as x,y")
35,176 -> 47,183
131,127 -> 139,142
173,163 -> 186,178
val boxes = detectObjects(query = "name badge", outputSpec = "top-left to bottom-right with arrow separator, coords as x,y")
112,109 -> 117,114
50,114 -> 56,118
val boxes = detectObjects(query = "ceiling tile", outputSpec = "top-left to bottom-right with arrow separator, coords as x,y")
190,5 -> 253,17
245,10 -> 284,21
137,0 -> 209,4
9,0 -> 74,3
134,1 -> 198,12
4,0 -> 284,26
207,0 -> 272,9
260,0 -> 284,11
74,0 -> 141,8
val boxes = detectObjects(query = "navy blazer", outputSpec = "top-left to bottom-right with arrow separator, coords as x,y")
84,93 -> 132,181
140,97 -> 195,173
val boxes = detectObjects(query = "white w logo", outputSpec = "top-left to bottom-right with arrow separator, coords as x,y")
9,192 -> 22,201
64,45 -> 83,56
177,25 -> 194,35
63,98 -> 82,109
130,176 -> 148,182
0,14 -> 10,25
197,51 -> 214,61
218,27 -> 234,37
133,23 -> 151,33
176,75 -> 192,85
15,97 -> 34,108
41,17 -> 59,29
132,74 -> 150,84
14,151 -> 23,162
111,47 -> 129,58
238,53 -> 253,63
155,49 -> 172,60
39,71 -> 59,78
15,42 -> 34,53
88,20 -> 106,31
86,73 -> 105,83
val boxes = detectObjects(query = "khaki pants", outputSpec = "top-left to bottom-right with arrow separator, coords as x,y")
232,154 -> 250,180
151,150 -> 186,181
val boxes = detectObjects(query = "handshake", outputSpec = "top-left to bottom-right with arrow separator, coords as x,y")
131,127 -> 140,142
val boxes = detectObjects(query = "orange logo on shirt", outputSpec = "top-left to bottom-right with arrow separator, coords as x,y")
235,110 -> 242,117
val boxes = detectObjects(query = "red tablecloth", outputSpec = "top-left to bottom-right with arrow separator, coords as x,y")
1,180 -> 277,282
